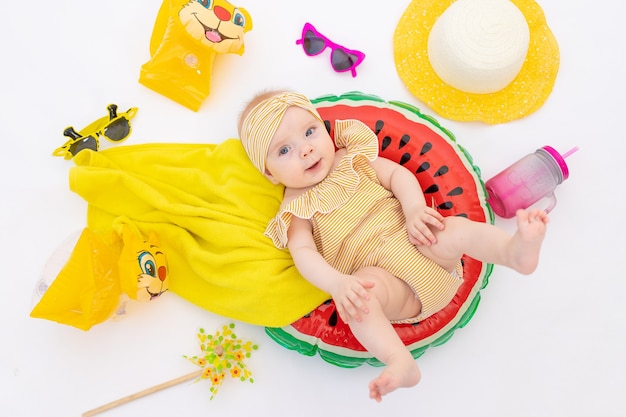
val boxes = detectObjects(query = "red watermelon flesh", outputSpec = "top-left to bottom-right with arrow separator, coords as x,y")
265,92 -> 493,368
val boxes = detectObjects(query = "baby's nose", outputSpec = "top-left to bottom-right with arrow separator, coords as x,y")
301,144 -> 314,157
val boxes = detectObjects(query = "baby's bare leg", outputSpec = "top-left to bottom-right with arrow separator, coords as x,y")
349,267 -> 421,402
420,209 -> 549,274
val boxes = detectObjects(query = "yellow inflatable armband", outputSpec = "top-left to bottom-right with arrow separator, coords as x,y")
31,225 -> 169,331
139,0 -> 253,111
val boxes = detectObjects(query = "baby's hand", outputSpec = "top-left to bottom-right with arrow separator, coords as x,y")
405,205 -> 444,246
330,275 -> 375,323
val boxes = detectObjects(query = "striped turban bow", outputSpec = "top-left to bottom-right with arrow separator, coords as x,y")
240,92 -> 323,174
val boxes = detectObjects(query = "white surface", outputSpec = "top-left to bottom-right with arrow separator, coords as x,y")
1,1 -> 624,416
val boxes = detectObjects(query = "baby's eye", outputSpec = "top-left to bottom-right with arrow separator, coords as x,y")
279,146 -> 291,155
305,128 -> 314,137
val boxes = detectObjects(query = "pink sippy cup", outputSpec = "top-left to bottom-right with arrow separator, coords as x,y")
485,146 -> 577,218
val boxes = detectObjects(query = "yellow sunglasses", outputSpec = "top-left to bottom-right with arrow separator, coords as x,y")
53,104 -> 138,159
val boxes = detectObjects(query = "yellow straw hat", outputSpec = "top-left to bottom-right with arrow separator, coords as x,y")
394,0 -> 559,124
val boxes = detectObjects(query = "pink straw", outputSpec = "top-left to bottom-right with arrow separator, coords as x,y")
561,146 -> 579,158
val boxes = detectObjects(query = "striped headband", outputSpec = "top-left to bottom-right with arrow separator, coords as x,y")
240,92 -> 323,174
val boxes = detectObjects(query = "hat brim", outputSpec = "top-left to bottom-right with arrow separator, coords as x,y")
394,0 -> 559,124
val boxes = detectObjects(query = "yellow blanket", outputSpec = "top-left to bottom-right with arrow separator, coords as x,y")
69,139 -> 329,327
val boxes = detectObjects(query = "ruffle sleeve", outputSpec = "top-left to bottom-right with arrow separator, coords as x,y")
265,119 -> 380,249
333,119 -> 379,159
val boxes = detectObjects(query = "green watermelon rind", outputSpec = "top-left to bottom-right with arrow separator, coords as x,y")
265,262 -> 489,368
265,92 -> 494,368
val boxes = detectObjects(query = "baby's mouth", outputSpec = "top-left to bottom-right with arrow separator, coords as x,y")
307,160 -> 321,171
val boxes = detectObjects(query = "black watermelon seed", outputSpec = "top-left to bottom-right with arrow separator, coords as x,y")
447,187 -> 463,196
438,201 -> 454,210
324,120 -> 331,133
420,142 -> 433,155
375,120 -> 384,135
381,136 -> 392,151
328,309 -> 338,326
399,153 -> 411,165
434,166 -> 449,177
399,134 -> 410,148
456,213 -> 469,218
424,184 -> 439,194
416,161 -> 430,173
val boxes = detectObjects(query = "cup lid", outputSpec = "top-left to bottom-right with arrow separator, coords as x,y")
541,145 -> 569,180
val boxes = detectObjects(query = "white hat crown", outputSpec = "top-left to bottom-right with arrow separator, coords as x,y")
427,0 -> 530,94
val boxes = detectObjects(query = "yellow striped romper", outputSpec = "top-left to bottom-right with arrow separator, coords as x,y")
265,119 -> 463,323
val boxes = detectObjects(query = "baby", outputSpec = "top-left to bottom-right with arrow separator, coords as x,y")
238,91 -> 549,402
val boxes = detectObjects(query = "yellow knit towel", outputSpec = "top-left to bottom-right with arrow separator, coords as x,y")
69,139 -> 328,327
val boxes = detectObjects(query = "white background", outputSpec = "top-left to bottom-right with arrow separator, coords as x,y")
1,1 -> 625,416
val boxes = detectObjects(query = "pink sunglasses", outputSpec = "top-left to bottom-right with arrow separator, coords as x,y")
296,23 -> 366,77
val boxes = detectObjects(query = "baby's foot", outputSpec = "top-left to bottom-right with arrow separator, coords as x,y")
510,209 -> 549,274
368,356 -> 421,402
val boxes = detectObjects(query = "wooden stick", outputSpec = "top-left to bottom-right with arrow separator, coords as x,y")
82,369 -> 202,417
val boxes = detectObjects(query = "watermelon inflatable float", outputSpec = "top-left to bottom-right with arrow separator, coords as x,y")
265,92 -> 494,368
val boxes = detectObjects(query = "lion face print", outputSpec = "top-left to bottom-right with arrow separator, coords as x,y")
179,0 -> 252,54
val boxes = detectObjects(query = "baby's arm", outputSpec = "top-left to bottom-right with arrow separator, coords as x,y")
370,156 -> 444,245
287,216 -> 374,322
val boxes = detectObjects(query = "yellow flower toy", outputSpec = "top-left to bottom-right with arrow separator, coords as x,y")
82,323 -> 258,417
184,323 -> 258,399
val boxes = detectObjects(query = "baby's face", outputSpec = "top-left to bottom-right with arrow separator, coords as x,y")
264,106 -> 336,190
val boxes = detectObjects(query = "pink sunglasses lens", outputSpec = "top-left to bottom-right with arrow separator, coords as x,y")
330,49 -> 360,71
303,30 -> 326,55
